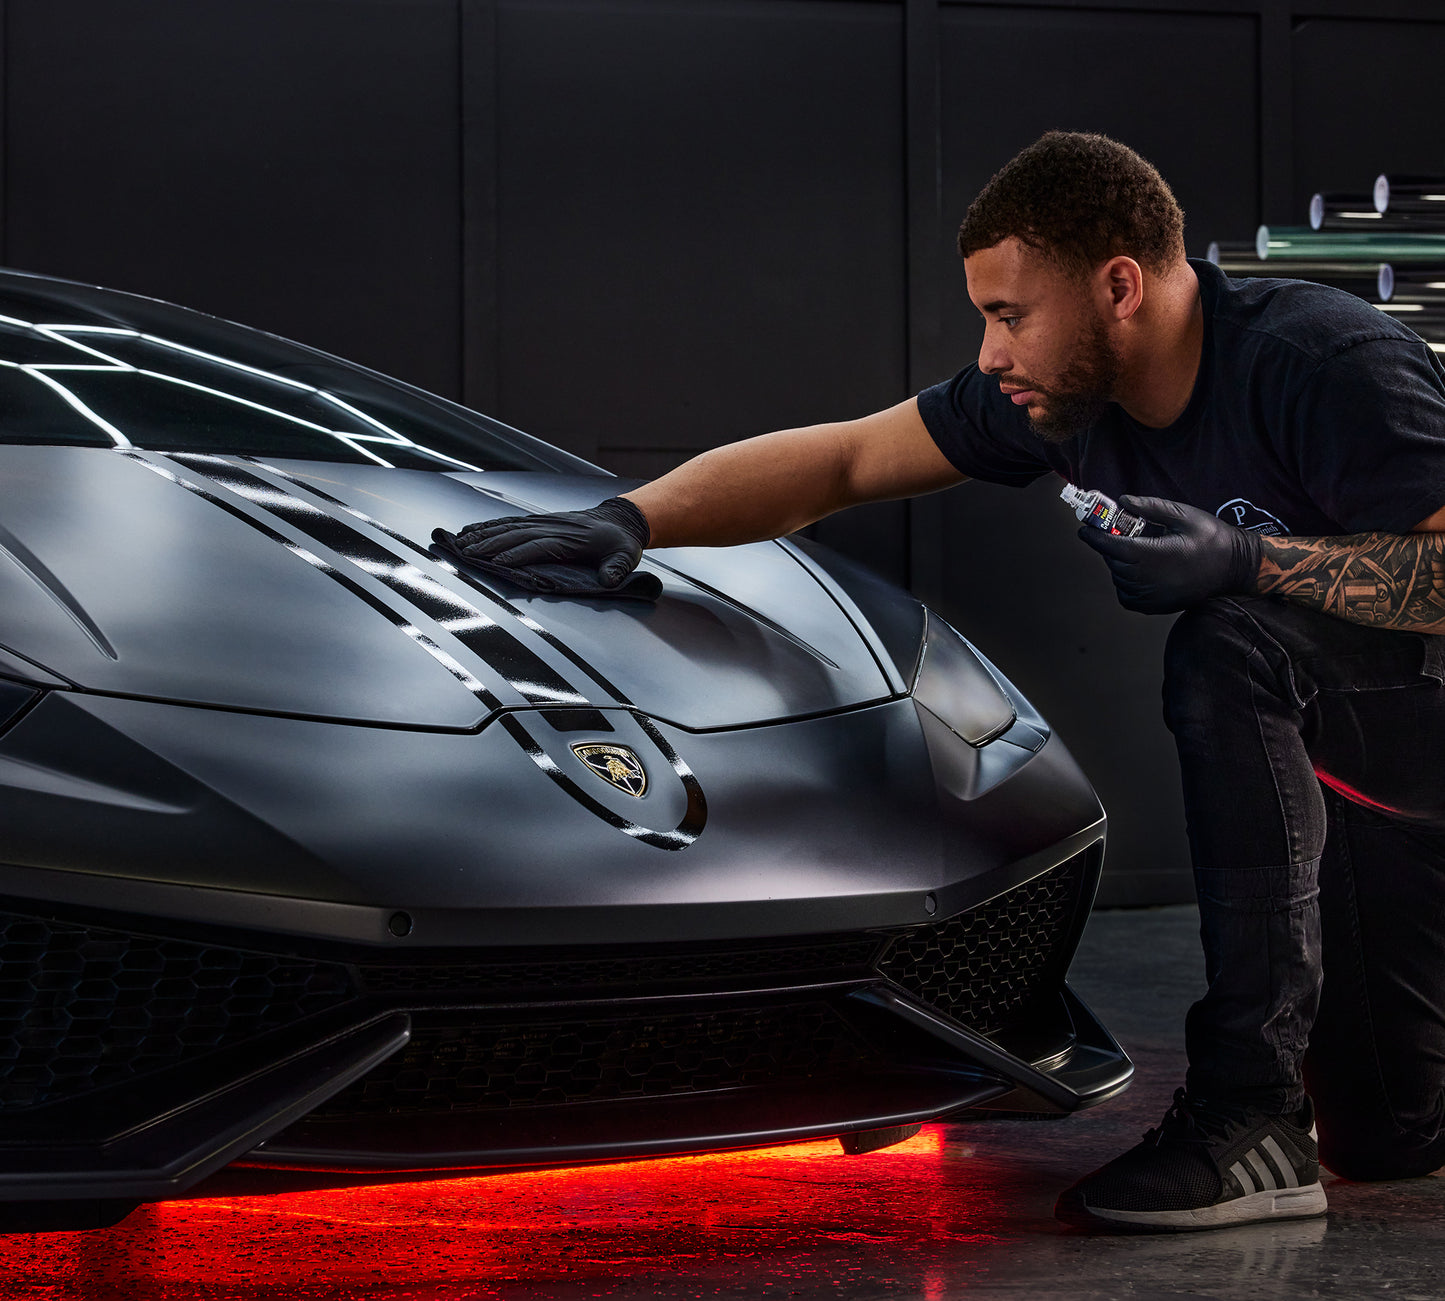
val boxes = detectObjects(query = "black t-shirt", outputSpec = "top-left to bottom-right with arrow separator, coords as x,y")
917,258 -> 1445,537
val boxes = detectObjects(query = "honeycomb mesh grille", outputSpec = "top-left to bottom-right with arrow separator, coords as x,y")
358,938 -> 882,996
0,912 -> 354,1110
309,1002 -> 879,1119
874,852 -> 1089,1036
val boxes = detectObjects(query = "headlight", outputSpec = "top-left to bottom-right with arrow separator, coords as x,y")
911,612 -> 1016,746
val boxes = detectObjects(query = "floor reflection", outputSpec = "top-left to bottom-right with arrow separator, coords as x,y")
0,1127 -> 1015,1298
1,908 -> 1442,1300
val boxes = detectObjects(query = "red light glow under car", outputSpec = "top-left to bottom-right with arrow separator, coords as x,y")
0,1126 -> 1022,1298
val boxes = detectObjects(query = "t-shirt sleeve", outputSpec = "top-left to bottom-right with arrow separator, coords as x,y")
1295,336 -> 1445,533
916,365 -> 1054,487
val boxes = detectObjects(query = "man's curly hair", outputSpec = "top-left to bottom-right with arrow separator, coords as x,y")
958,132 -> 1185,276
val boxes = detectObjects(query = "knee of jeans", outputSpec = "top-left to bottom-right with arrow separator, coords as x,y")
1162,600 -> 1253,732
1319,1121 -> 1445,1181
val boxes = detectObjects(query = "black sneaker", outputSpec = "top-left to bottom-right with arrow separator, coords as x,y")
1055,1088 -> 1328,1232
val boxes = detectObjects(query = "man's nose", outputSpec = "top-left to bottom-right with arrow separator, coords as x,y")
978,326 -> 1010,376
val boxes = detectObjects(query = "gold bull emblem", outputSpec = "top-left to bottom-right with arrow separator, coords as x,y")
571,743 -> 648,798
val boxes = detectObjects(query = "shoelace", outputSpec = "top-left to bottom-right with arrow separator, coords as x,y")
1145,1087 -> 1252,1148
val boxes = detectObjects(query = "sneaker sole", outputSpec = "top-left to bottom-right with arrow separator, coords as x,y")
1056,1182 -> 1328,1233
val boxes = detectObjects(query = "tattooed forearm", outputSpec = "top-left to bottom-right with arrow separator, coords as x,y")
1254,532 -> 1445,631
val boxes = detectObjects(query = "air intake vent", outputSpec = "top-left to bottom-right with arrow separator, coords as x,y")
874,850 -> 1091,1036
0,913 -> 354,1110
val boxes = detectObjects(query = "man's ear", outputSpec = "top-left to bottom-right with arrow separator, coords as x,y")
1099,256 -> 1144,321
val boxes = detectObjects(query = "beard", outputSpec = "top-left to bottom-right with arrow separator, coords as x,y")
1014,318 -> 1121,444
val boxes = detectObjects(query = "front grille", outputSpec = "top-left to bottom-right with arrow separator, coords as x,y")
357,937 -> 882,996
0,912 -> 355,1110
308,1001 -> 879,1119
0,849 -> 1092,1117
874,850 -> 1090,1036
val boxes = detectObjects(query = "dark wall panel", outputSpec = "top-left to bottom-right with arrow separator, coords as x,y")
1293,18 -> 1445,217
493,0 -> 907,469
928,7 -> 1260,904
5,0 -> 463,397
937,5 -> 1260,373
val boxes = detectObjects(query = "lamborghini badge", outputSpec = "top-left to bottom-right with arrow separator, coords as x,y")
571,743 -> 648,798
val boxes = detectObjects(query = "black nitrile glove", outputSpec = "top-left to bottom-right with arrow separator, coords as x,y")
431,496 -> 661,600
1076,495 -> 1262,614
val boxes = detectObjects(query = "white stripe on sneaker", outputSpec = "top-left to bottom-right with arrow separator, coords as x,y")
1229,1160 -> 1255,1194
1261,1136 -> 1300,1189
1245,1147 -> 1277,1192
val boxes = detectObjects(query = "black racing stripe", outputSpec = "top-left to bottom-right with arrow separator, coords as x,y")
120,452 -> 502,711
248,459 -> 634,705
499,713 -> 706,851
171,455 -> 588,709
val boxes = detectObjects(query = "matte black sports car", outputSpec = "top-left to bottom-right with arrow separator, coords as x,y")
0,268 -> 1130,1231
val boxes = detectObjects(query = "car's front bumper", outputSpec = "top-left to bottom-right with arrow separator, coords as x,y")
0,836 -> 1129,1217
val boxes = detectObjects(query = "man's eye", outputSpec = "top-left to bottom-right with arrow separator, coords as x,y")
1001,315 -> 1022,328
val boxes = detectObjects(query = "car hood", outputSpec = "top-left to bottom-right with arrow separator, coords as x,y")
0,446 -> 898,730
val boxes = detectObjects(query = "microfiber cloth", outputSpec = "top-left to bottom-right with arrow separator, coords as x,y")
430,529 -> 663,602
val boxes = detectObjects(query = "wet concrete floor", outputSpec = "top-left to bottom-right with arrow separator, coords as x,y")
2,905 -> 1442,1299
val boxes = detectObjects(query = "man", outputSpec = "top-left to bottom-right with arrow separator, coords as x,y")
435,132 -> 1445,1232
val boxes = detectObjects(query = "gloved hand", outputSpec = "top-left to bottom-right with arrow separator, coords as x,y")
431,496 -> 659,600
1076,495 -> 1262,614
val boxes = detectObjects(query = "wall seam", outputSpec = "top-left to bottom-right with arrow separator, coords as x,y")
460,0 -> 500,413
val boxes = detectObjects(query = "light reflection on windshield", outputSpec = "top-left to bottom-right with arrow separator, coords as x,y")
0,314 -> 482,471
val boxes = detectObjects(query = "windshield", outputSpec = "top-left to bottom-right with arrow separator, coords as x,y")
0,278 -> 583,473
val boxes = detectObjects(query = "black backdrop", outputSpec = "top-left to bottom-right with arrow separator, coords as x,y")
3,0 -> 1442,904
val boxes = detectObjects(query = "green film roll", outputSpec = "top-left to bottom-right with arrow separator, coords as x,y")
1256,226 -> 1445,261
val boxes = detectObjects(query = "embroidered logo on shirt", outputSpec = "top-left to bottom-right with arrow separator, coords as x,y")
1215,498 -> 1289,536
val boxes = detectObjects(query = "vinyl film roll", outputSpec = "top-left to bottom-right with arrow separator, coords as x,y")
1256,226 -> 1445,262
1209,255 -> 1385,300
1374,175 -> 1445,219
1205,240 -> 1256,264
1310,192 -> 1423,233
1377,265 -> 1445,304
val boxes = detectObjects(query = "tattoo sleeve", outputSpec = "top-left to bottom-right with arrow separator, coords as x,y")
1255,532 -> 1445,633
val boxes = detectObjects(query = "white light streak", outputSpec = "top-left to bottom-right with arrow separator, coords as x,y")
137,369 -> 339,433
317,390 -> 408,439
281,541 -> 333,570
398,624 -> 485,693
22,367 -> 132,447
42,325 -> 138,335
140,333 -> 319,390
1,319 -> 487,471
24,363 -> 135,371
318,390 -> 482,471
33,326 -> 135,367
331,433 -> 395,468
518,680 -> 587,705
228,481 -> 329,514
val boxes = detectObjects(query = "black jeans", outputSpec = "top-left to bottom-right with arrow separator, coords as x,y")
1161,596 -> 1445,1180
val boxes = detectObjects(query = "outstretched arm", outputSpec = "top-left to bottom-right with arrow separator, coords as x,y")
436,398 -> 965,591
623,397 -> 964,548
